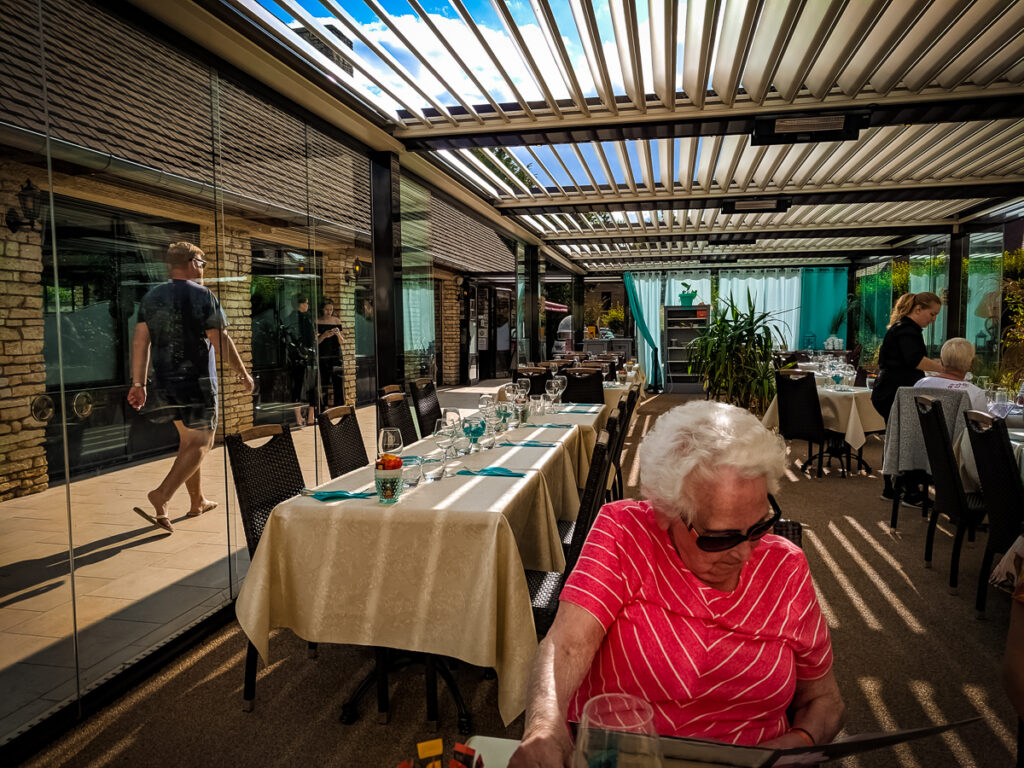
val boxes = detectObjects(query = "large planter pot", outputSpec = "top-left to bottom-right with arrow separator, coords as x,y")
678,291 -> 697,307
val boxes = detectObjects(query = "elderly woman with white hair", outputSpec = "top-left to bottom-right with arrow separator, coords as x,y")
913,337 -> 987,411
509,401 -> 844,768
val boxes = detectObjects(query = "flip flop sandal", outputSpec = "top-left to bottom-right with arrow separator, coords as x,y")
133,507 -> 174,533
186,501 -> 218,518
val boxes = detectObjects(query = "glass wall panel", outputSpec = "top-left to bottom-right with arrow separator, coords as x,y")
966,231 -> 1004,378
907,238 -> 950,355
400,179 -> 435,388
857,262 -> 893,365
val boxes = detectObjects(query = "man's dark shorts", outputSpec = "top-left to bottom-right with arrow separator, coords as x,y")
152,375 -> 217,432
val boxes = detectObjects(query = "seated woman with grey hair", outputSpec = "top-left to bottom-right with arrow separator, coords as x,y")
509,401 -> 844,768
913,337 -> 987,411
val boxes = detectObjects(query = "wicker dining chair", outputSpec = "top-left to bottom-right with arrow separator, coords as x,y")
774,372 -> 847,478
608,398 -> 631,500
914,396 -> 987,590
562,368 -> 604,404
377,391 -> 419,446
964,409 -> 1024,616
408,378 -> 442,439
513,366 -> 552,397
526,430 -> 612,637
317,405 -> 369,479
224,424 -> 311,711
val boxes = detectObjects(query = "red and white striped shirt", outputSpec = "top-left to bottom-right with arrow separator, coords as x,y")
561,500 -> 833,746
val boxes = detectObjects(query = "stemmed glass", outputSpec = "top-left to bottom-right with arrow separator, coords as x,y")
378,427 -> 403,458
553,375 -> 568,405
479,393 -> 495,411
502,382 -> 519,403
516,380 -> 532,398
461,415 -> 486,451
575,693 -> 661,768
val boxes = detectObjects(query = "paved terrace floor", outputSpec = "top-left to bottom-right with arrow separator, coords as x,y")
0,380 -> 508,743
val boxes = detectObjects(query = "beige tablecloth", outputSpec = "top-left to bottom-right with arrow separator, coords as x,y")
762,386 -> 885,450
525,412 -> 603,487
235,426 -> 595,726
954,427 -> 1024,492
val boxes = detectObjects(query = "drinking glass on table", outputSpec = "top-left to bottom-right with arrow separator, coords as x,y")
575,693 -> 661,768
479,393 -> 495,411
461,415 -> 486,451
443,407 -> 461,427
420,452 -> 445,481
377,427 -> 403,458
553,375 -> 568,403
502,382 -> 518,402
517,380 -> 532,398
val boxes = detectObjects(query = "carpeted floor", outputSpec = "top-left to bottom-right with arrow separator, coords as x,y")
22,394 -> 1017,767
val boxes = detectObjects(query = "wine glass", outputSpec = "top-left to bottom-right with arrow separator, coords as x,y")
575,693 -> 661,768
517,380 -> 532,398
479,393 -> 495,411
461,416 -> 486,451
553,375 -> 568,403
378,427 -> 403,458
502,382 -> 518,402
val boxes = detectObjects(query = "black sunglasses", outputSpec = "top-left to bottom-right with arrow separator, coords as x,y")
192,257 -> 207,268
689,494 -> 782,552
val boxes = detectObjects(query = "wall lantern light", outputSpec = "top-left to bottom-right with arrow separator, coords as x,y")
5,180 -> 43,234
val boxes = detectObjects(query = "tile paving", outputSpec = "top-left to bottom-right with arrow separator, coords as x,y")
0,382 -> 499,744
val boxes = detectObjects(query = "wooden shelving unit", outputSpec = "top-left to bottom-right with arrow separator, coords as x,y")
663,305 -> 709,394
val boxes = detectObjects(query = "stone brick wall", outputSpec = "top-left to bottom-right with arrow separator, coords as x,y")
436,271 -> 461,386
201,226 -> 254,439
0,169 -> 47,500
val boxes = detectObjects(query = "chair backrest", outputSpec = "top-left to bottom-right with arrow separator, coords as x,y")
563,367 -> 604,404
378,384 -> 402,398
225,425 -> 305,557
914,395 -> 970,517
624,385 -> 639,425
883,387 -> 973,477
317,405 -> 369,479
378,392 -> 419,446
965,410 -> 1024,552
408,377 -> 442,439
774,372 -> 825,441
565,430 -> 612,573
854,367 -> 868,388
607,402 -> 628,466
512,367 -> 553,396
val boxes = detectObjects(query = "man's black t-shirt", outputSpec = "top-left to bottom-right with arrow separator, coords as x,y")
137,279 -> 225,385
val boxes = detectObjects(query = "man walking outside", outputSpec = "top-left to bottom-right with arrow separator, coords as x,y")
127,242 -> 253,533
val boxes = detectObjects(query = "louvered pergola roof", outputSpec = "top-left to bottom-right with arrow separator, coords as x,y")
203,0 -> 1023,273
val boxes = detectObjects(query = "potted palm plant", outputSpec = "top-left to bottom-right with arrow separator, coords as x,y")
677,281 -> 697,307
688,292 -> 783,414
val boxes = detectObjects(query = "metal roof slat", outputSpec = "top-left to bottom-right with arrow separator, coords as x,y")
756,144 -> 792,191
952,137 -> 1024,178
711,0 -> 761,107
810,128 -> 882,186
659,138 -> 675,195
524,145 -> 568,196
679,136 -> 698,192
532,0 -> 591,117
791,141 -> 842,188
908,119 -> 1021,180
505,147 -> 552,198
772,0 -> 846,102
548,145 -> 585,191
773,143 -> 815,190
614,140 -> 639,194
456,148 -> 518,196
938,4 -> 1024,88
447,0 -> 538,119
609,0 -> 647,112
569,143 -> 604,197
970,145 -> 1024,178
738,144 -> 769,190
435,149 -> 505,197
833,125 -> 912,185
889,121 -> 983,180
682,0 -> 721,109
488,0 -> 564,118
569,0 -> 618,114
804,0 -> 890,100
697,135 -> 722,191
359,0 -> 485,123
967,31 -> 1024,87
591,141 -> 619,196
716,134 -> 747,192
638,140 -> 656,193
649,0 -> 680,110
868,123 -> 949,181
405,0 -> 510,123
868,0 -> 974,96
903,0 -> 1017,92
479,147 -> 535,196
1007,60 -> 1024,83
942,124 -> 1024,177
741,0 -> 806,105
835,0 -> 931,96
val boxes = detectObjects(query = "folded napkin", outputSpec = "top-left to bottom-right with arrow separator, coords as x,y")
524,423 -> 574,428
500,440 -> 558,448
301,489 -> 375,502
559,406 -> 599,413
456,467 -> 526,478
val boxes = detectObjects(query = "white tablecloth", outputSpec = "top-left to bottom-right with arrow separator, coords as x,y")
235,425 -> 593,726
762,386 -> 885,451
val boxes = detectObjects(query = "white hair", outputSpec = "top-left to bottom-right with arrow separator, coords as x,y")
940,337 -> 975,375
638,401 -> 787,528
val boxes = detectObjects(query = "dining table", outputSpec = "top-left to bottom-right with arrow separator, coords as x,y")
762,385 -> 885,451
234,415 -> 604,726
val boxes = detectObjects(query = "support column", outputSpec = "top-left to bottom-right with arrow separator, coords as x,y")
846,265 -> 857,351
947,231 -> 966,341
370,151 -> 403,388
522,244 -> 540,364
571,274 -> 584,353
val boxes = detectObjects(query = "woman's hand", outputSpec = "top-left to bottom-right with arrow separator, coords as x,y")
508,724 -> 573,768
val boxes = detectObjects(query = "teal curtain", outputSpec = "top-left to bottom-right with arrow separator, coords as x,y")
623,271 -> 662,388
798,267 -> 848,350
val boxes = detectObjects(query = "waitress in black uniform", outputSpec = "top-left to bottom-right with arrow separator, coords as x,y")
871,291 -> 944,502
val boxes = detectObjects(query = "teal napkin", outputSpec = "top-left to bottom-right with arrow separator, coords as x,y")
500,440 -> 558,448
456,467 -> 526,478
559,406 -> 599,413
524,423 -> 574,428
301,489 -> 375,502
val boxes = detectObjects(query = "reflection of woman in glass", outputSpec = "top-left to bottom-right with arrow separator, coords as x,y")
317,298 -> 344,408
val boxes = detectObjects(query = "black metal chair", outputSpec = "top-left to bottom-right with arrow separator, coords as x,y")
409,377 -> 442,439
964,410 -> 1024,616
224,424 -> 310,711
914,396 -> 987,591
317,405 -> 369,479
608,400 -> 630,501
513,366 -> 552,397
377,391 -> 419,446
563,368 -> 604,404
527,430 -> 612,637
774,372 -> 847,478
